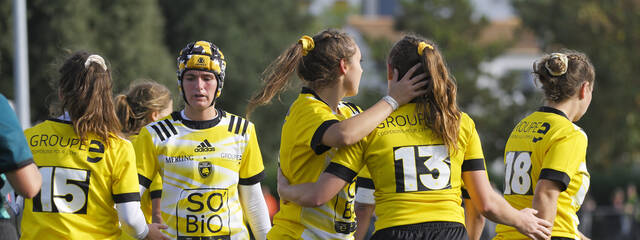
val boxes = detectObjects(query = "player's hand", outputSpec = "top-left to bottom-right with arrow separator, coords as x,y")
276,167 -> 290,204
145,223 -> 170,240
387,63 -> 428,105
514,208 -> 552,240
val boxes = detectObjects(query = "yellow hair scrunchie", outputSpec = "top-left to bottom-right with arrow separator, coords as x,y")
298,35 -> 315,56
417,42 -> 434,56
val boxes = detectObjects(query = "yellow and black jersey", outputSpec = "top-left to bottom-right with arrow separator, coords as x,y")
495,107 -> 590,240
269,87 -> 363,240
134,109 -> 265,239
21,119 -> 140,239
326,104 -> 486,232
128,134 -> 162,225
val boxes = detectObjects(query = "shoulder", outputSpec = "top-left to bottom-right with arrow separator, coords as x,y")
458,112 -> 476,130
221,110 -> 254,136
339,101 -> 362,115
142,113 -> 180,141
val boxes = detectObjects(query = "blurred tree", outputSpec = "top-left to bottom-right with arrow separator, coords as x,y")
513,0 -> 640,169
393,0 -> 514,169
158,0 -> 312,170
0,0 -> 175,122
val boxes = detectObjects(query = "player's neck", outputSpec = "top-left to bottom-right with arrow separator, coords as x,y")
183,105 -> 218,121
313,85 -> 344,113
545,99 -> 580,122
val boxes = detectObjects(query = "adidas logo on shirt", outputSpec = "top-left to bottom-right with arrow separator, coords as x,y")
194,139 -> 216,152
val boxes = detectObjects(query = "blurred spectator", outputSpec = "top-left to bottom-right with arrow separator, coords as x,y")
624,184 -> 639,239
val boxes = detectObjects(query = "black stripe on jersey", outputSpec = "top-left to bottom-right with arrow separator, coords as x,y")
343,102 -> 361,114
157,121 -> 172,139
311,119 -> 339,155
539,168 -> 571,191
241,119 -> 249,135
47,118 -> 72,124
461,158 -> 486,172
138,174 -> 152,189
150,190 -> 163,199
228,115 -> 236,132
173,109 -> 224,129
325,162 -> 357,183
356,177 -> 375,190
203,139 -> 212,147
150,125 -> 166,141
113,192 -> 141,203
163,119 -> 178,135
239,171 -> 265,185
234,117 -> 243,134
461,187 -> 470,199
538,106 -> 569,120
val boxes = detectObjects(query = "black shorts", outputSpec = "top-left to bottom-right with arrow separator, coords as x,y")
371,221 -> 467,240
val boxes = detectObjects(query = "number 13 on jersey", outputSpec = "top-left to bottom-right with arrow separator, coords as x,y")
394,145 -> 451,193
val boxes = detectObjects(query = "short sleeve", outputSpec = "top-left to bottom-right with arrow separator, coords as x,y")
461,115 -> 486,172
0,95 -> 34,173
325,138 -> 367,183
111,139 -> 142,203
149,174 -> 163,199
298,100 -> 341,155
238,123 -> 265,185
132,128 -> 158,189
540,132 -> 586,191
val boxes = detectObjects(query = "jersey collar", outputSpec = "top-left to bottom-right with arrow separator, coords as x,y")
301,87 -> 330,107
172,109 -> 226,129
537,106 -> 569,120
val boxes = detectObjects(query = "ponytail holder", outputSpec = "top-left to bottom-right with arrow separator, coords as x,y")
298,35 -> 315,56
545,53 -> 569,76
85,54 -> 107,71
417,42 -> 433,56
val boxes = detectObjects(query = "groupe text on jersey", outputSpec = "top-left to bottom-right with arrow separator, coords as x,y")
22,119 -> 141,239
325,104 -> 487,232
134,109 -> 265,239
495,107 -> 590,239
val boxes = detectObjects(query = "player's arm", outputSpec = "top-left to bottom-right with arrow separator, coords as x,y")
322,63 -> 427,147
114,141 -> 168,240
5,163 -> 41,198
150,192 -> 163,224
463,197 -> 485,240
237,123 -> 271,240
531,179 -> 562,226
462,170 -> 551,240
354,175 -> 375,240
354,202 -> 374,240
238,183 -> 270,240
277,167 -> 349,207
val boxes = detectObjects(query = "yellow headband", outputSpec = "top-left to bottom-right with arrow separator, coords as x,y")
298,35 -> 315,56
417,42 -> 434,56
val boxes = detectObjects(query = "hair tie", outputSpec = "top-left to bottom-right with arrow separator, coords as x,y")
417,42 -> 433,56
298,35 -> 315,56
85,54 -> 107,71
545,53 -> 569,76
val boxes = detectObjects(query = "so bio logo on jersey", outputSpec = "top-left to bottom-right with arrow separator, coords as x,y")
194,139 -> 216,152
177,188 -> 231,239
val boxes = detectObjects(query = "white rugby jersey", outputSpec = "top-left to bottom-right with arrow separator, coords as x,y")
133,109 -> 264,240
